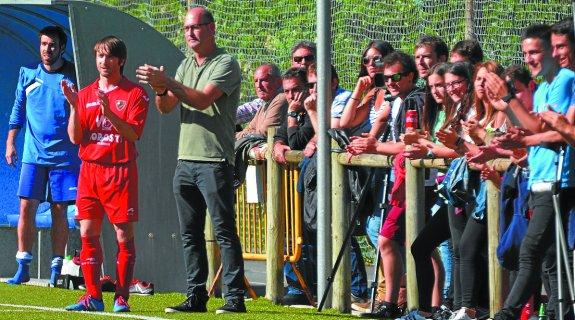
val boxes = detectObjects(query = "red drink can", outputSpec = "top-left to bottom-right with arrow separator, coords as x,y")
406,109 -> 418,130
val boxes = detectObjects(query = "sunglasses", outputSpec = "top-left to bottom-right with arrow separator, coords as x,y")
362,55 -> 383,65
383,72 -> 409,83
307,82 -> 317,89
445,79 -> 466,89
293,55 -> 315,63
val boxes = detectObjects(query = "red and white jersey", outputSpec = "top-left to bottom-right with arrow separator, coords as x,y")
77,77 -> 149,164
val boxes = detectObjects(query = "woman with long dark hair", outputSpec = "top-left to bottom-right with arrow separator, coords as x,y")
339,40 -> 394,135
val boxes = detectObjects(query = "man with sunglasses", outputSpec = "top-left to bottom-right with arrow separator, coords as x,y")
291,41 -> 316,68
347,51 -> 425,319
298,63 -> 369,305
136,6 -> 247,314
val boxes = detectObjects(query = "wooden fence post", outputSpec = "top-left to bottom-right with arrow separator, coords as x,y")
265,127 -> 285,303
405,159 -> 425,310
205,213 -> 221,297
332,143 -> 350,312
487,179 -> 503,316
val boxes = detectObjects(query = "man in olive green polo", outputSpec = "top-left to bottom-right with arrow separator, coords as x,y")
136,6 -> 246,315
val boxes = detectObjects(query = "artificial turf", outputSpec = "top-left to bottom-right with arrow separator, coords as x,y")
0,283 -> 359,319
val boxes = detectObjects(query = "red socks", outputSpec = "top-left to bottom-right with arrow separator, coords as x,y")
80,236 -> 103,300
115,239 -> 136,299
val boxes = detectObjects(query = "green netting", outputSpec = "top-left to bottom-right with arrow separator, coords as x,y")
91,0 -> 572,104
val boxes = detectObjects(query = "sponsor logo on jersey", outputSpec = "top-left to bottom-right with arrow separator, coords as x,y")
116,100 -> 127,111
95,114 -> 113,131
86,101 -> 100,108
90,132 -> 122,145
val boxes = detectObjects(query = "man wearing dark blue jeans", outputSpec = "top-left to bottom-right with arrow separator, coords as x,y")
486,23 -> 575,320
137,6 -> 246,314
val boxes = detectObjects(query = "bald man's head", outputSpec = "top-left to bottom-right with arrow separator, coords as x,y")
183,6 -> 216,53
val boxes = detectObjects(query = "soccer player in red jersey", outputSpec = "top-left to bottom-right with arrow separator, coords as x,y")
61,35 -> 149,313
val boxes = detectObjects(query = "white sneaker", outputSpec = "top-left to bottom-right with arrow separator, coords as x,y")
451,307 -> 477,320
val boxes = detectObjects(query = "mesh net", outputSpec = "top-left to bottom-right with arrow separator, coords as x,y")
92,0 -> 572,103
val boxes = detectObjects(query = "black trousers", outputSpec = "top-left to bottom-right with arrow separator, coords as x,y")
411,188 -> 467,312
173,160 -> 246,301
498,187 -> 575,319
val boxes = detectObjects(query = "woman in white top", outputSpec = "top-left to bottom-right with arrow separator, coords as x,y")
339,40 -> 394,136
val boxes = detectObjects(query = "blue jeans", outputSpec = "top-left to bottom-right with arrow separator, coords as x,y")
438,239 -> 453,301
284,232 -> 367,298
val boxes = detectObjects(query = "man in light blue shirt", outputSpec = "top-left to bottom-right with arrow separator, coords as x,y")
5,26 -> 79,286
489,23 -> 575,320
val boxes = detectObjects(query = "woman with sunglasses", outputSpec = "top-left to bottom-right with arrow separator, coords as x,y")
340,40 -> 395,313
339,40 -> 394,136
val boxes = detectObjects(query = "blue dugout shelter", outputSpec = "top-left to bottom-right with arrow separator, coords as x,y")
0,0 -> 187,292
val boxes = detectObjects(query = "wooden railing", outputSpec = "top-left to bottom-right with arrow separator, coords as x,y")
211,126 -> 512,315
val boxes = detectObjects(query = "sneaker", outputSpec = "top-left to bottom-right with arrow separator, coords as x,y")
129,279 -> 154,295
360,301 -> 402,318
164,294 -> 208,313
432,305 -> 454,320
65,294 -> 105,312
397,310 -> 433,320
451,307 -> 477,320
215,299 -> 247,314
281,293 -> 311,306
113,296 -> 130,312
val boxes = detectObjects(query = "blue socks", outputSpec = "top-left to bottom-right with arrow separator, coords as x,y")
50,256 -> 64,286
7,251 -> 32,285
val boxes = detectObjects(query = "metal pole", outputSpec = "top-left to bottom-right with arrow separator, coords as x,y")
316,0 -> 332,310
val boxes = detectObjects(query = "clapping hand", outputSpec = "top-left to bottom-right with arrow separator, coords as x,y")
346,133 -> 377,155
436,128 -> 458,149
60,80 -> 78,108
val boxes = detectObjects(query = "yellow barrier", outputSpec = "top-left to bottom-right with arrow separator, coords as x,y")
223,125 -> 512,313
233,159 -> 306,264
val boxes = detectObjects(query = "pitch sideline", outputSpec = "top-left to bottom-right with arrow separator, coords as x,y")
0,303 -> 170,320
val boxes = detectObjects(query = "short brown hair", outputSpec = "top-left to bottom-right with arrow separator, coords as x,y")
93,35 -> 127,73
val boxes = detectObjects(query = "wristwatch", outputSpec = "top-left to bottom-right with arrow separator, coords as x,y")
287,111 -> 299,118
501,92 -> 514,103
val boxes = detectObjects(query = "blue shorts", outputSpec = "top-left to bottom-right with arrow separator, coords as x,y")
18,163 -> 79,203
